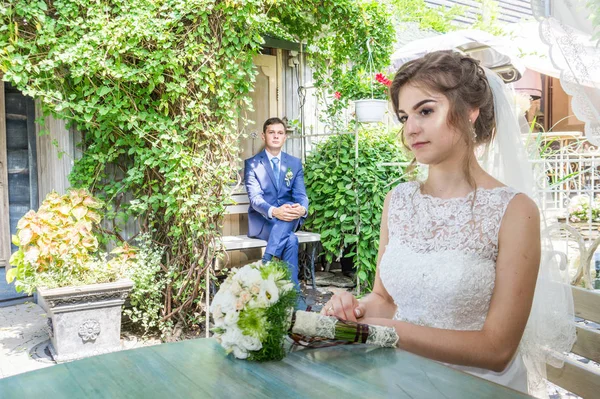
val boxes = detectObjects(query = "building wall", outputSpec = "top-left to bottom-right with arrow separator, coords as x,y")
35,103 -> 81,200
426,0 -> 533,25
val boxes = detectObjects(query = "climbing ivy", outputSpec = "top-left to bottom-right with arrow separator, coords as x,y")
0,0 -> 395,333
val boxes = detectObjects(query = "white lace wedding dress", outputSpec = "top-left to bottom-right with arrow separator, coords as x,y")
379,181 -> 529,394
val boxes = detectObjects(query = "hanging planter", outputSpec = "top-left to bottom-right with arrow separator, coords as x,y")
354,99 -> 388,123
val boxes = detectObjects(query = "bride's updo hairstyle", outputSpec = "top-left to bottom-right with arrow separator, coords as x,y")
390,50 -> 495,150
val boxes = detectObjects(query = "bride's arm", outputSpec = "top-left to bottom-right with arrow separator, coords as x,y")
356,190 -> 397,319
362,194 -> 541,372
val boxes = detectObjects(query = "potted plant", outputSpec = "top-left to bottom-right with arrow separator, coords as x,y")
303,127 -> 408,289
567,194 -> 600,224
336,69 -> 392,123
6,189 -> 136,362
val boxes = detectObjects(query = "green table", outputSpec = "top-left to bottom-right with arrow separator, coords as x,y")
0,338 -> 531,398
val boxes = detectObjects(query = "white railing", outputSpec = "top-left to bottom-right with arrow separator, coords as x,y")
536,137 -> 600,223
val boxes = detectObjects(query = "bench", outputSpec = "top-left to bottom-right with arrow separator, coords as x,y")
221,232 -> 320,288
544,223 -> 600,397
546,286 -> 600,398
221,192 -> 321,289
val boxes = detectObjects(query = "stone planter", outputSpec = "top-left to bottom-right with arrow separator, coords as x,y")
354,99 -> 388,123
37,280 -> 133,363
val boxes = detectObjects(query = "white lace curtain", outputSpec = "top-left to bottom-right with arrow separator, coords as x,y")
530,0 -> 600,144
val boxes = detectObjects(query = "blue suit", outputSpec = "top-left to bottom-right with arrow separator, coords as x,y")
244,150 -> 309,288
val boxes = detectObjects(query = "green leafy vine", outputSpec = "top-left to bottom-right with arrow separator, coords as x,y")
0,0 -> 395,332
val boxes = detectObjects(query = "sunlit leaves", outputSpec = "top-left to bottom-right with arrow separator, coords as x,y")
4,189 -> 128,294
0,0 -> 401,326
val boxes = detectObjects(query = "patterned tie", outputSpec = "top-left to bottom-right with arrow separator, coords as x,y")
271,157 -> 280,189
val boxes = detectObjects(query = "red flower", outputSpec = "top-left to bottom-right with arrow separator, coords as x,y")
334,91 -> 341,100
375,73 -> 392,87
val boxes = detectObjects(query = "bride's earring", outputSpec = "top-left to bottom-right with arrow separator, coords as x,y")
469,119 -> 477,143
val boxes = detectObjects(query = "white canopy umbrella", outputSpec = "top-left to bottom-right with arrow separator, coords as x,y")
390,29 -> 526,83
390,20 -> 600,143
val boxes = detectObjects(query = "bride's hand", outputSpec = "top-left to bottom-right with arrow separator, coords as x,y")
321,291 -> 364,322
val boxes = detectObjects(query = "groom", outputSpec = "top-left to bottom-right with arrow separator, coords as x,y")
244,118 -> 309,300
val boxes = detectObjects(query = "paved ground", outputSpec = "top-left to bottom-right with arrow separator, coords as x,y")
0,301 -> 163,379
0,302 -> 54,379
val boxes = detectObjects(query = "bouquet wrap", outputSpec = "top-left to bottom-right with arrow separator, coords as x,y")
291,310 -> 398,348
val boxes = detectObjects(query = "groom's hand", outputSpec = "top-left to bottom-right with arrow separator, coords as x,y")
289,203 -> 306,218
272,204 -> 297,221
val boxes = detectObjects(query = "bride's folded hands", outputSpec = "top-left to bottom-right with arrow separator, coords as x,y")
321,289 -> 397,323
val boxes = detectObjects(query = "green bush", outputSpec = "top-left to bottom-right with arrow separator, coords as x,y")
6,190 -> 134,294
0,0 -> 395,329
304,128 -> 407,289
124,233 -> 173,337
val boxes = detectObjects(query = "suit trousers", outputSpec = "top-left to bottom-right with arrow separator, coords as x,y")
255,217 -> 301,289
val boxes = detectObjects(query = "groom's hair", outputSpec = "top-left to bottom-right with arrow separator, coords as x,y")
263,117 -> 287,134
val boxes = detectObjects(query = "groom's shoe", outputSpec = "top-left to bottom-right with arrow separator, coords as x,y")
262,253 -> 273,265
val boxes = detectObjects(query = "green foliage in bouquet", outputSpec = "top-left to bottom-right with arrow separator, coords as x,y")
6,189 -> 135,294
245,262 -> 297,361
211,260 -> 297,361
304,128 -> 408,289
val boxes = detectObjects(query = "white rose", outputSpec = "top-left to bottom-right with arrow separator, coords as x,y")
223,310 -> 240,326
235,299 -> 245,311
240,267 -> 263,287
250,283 -> 261,295
262,277 -> 279,305
239,290 -> 251,304
229,280 -> 242,295
213,290 -> 237,314
240,334 -> 262,352
231,345 -> 249,359
250,292 -> 269,308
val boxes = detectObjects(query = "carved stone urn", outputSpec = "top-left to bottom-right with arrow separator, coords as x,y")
37,280 -> 133,363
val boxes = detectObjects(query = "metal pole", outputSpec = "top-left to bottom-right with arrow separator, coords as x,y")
299,43 -> 306,163
206,264 -> 210,338
354,122 -> 360,295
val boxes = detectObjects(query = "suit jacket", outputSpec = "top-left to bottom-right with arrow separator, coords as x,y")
244,150 -> 309,238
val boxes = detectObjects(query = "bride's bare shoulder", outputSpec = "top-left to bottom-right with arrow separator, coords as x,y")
476,175 -> 506,190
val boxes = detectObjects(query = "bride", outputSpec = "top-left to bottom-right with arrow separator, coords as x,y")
321,50 -> 575,397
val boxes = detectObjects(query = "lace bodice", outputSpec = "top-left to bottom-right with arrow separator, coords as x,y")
380,181 -> 519,331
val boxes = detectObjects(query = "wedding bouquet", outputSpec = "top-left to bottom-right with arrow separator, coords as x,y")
210,260 -> 398,361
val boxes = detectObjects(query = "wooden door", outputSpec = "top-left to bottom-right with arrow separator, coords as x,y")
220,53 -> 280,268
238,53 -> 279,163
0,82 -> 38,305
